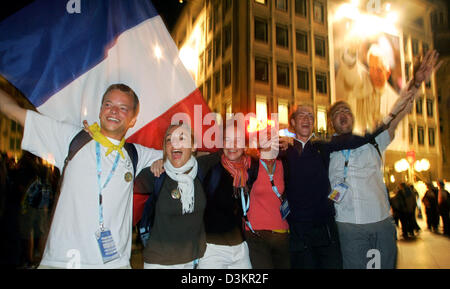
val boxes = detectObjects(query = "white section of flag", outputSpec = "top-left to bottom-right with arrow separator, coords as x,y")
37,16 -> 197,138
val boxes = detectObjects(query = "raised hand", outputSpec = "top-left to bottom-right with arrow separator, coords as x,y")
413,50 -> 442,85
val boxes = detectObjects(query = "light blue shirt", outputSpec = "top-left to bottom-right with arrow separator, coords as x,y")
329,130 -> 391,224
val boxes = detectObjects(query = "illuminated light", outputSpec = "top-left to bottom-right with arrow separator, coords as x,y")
414,158 -> 430,172
247,117 -> 259,133
385,11 -> 398,24
246,117 -> 275,133
46,153 -> 55,166
390,175 -> 395,183
154,45 -> 162,60
333,2 -> 399,37
394,158 -> 409,173
385,3 -> 391,11
179,46 -> 198,74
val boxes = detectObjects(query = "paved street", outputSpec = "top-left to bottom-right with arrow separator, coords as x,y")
397,218 -> 450,269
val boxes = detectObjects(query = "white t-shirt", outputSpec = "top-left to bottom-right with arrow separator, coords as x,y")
328,130 -> 391,225
22,110 -> 162,268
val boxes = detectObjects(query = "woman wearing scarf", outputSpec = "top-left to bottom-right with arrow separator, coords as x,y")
197,123 -> 255,269
142,124 -> 206,269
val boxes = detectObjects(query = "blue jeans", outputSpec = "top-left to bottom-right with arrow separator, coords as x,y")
336,216 -> 397,269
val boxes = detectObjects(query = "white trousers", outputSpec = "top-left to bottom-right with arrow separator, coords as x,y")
143,260 -> 197,269
198,242 -> 252,269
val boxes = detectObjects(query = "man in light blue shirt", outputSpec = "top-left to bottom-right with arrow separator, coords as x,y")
328,50 -> 441,269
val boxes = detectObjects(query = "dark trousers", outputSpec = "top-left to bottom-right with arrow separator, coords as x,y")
245,230 -> 290,269
288,218 -> 342,269
439,207 -> 450,236
425,207 -> 439,230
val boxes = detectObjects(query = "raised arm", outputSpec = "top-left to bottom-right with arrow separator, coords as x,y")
385,50 -> 442,139
0,88 -> 27,126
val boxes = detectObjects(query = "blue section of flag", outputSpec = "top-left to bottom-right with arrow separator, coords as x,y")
0,0 -> 158,107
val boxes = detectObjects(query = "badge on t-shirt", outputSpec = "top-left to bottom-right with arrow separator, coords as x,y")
280,198 -> 290,219
95,227 -> 120,264
329,182 -> 350,203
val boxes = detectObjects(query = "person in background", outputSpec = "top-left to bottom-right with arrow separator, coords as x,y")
422,183 -> 440,232
437,180 -> 450,237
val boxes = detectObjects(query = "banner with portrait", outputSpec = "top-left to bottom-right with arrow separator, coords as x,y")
329,0 -> 407,151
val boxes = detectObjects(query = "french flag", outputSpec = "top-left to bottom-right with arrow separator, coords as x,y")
0,0 -> 212,151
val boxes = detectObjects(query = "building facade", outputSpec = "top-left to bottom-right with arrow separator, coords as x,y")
172,0 -> 444,187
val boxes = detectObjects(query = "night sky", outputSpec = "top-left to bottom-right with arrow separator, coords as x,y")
0,0 -> 186,31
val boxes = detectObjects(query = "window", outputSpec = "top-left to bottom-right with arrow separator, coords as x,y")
276,0 -> 287,11
426,99 -> 433,117
405,62 -> 410,81
224,0 -> 232,13
9,137 -> 15,150
223,62 -> 231,88
207,47 -> 212,65
313,1 -> 324,23
255,58 -> 269,82
277,63 -> 290,87
316,72 -> 327,94
255,0 -> 266,5
409,124 -> 414,144
276,25 -> 289,48
15,137 -> 20,150
296,31 -> 308,53
412,39 -> 419,55
223,24 -> 231,52
199,53 -> 204,77
315,36 -> 326,57
297,67 -> 309,91
214,35 -> 221,59
256,95 -> 268,123
423,43 -> 429,55
418,126 -> 424,145
254,18 -> 268,43
429,128 -> 435,147
295,0 -> 307,17
208,13 -> 212,32
206,78 -> 211,101
416,98 -> 423,114
213,2 -> 220,25
214,71 -> 220,94
317,106 -> 327,132
278,99 -> 289,126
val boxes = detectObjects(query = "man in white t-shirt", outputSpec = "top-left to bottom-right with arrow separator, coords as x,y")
0,84 -> 162,268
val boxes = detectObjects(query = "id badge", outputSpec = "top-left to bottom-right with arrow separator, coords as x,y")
329,183 -> 349,203
95,228 -> 120,264
280,199 -> 290,219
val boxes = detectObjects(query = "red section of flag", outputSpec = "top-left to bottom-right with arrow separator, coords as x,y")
133,194 -> 149,226
127,88 -> 216,152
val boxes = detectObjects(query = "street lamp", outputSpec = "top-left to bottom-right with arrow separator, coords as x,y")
394,158 -> 430,183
